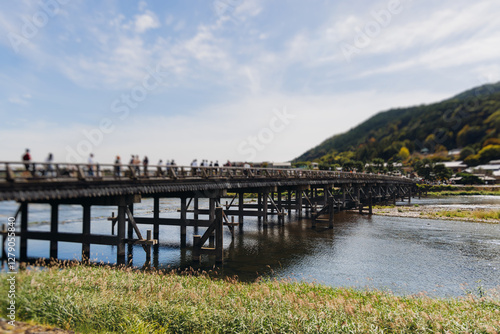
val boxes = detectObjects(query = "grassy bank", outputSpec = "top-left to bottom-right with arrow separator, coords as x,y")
418,184 -> 500,197
373,205 -> 500,223
427,190 -> 500,196
433,209 -> 500,220
1,264 -> 499,333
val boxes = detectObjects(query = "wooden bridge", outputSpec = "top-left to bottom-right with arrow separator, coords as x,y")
0,161 -> 418,265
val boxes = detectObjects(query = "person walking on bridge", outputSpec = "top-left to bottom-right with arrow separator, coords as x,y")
44,153 -> 54,177
191,159 -> 198,176
22,149 -> 31,173
114,156 -> 121,178
143,156 -> 149,176
87,153 -> 95,176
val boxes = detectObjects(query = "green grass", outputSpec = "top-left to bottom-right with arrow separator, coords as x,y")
417,184 -> 500,197
1,264 -> 499,333
433,209 -> 500,221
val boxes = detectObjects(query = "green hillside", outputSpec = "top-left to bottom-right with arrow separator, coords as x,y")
294,82 -> 500,166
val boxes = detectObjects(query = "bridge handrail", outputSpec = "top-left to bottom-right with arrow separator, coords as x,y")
0,161 -> 414,184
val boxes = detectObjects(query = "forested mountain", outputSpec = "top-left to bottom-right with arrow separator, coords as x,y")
294,82 -> 500,166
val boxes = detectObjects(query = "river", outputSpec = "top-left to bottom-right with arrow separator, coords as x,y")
1,196 -> 499,297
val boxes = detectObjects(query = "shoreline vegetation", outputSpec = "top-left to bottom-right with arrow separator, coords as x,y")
372,205 -> 500,224
1,264 -> 499,333
417,184 -> 500,197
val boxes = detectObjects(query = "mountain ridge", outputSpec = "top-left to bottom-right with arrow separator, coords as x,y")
294,82 -> 500,164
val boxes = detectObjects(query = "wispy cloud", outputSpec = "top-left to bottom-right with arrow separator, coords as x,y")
8,94 -> 31,106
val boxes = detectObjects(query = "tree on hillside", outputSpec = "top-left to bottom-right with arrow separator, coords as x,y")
460,146 -> 475,160
398,147 -> 410,160
477,145 -> 500,163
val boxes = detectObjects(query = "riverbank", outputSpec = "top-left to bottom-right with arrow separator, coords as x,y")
1,264 -> 499,333
418,184 -> 500,196
372,205 -> 500,223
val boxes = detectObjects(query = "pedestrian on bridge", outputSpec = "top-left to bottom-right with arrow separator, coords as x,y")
114,156 -> 121,178
44,153 -> 54,177
171,159 -> 177,173
143,156 -> 149,176
22,149 -> 31,173
87,153 -> 95,176
191,159 -> 198,176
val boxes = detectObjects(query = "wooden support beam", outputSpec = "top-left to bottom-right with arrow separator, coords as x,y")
127,204 -> 134,263
263,192 -> 268,225
257,192 -> 262,223
278,191 -> 283,225
238,191 -> 244,225
194,197 -> 199,220
215,207 -> 223,263
287,190 -> 292,217
192,207 -> 224,263
180,197 -> 187,248
117,205 -> 126,265
20,202 -> 28,261
124,207 -> 148,253
134,217 -> 214,227
50,203 -> 58,259
368,191 -> 373,215
153,196 -> 160,246
328,196 -> 334,229
78,204 -> 91,261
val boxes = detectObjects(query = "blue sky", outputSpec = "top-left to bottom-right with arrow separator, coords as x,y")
1,0 -> 499,165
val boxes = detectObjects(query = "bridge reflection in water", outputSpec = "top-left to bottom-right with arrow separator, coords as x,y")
0,161 -> 418,266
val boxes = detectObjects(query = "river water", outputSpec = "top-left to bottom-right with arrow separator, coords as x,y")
1,196 -> 499,297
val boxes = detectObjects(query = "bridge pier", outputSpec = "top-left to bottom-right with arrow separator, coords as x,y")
82,204 -> 91,261
238,192 -> 244,226
50,203 -> 58,259
153,197 -> 160,251
20,202 -> 28,261
117,203 -> 126,265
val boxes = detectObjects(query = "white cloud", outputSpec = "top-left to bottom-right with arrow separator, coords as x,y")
134,10 -> 160,33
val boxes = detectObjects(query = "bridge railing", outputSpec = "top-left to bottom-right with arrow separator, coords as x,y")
0,161 -> 413,183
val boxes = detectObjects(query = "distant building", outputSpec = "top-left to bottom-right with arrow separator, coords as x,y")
270,162 -> 292,169
467,163 -> 500,184
447,148 -> 462,157
437,161 -> 467,173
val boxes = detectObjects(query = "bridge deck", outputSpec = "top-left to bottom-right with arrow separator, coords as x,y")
0,161 -> 415,202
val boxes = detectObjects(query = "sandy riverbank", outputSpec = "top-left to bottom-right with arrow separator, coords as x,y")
371,205 -> 500,224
